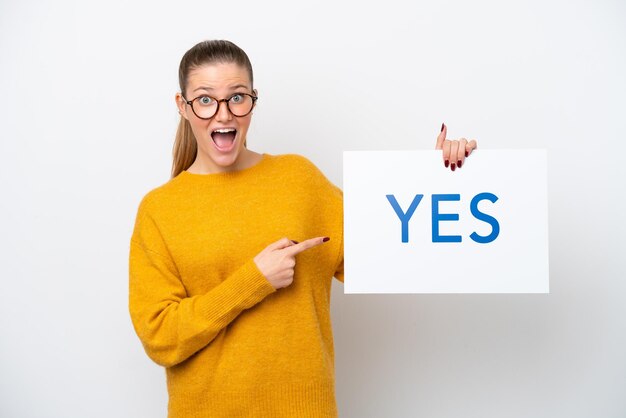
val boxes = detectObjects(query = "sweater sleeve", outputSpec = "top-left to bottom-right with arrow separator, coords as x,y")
128,198 -> 277,368
297,154 -> 344,284
331,176 -> 344,283
334,255 -> 345,283
333,191 -> 345,283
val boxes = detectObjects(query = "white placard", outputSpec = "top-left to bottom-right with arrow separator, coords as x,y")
343,150 -> 549,294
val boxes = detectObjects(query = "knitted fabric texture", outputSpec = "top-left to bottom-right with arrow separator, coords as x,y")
128,153 -> 344,418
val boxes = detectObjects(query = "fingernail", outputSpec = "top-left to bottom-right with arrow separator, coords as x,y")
323,237 -> 330,242
451,163 -> 456,171
441,122 -> 445,132
465,151 -> 469,157
457,160 -> 462,168
291,240 -> 299,244
445,160 -> 449,168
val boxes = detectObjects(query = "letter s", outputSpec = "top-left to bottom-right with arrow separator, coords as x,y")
469,192 -> 500,244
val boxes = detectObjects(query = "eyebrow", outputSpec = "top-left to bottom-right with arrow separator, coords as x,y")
193,84 -> 250,93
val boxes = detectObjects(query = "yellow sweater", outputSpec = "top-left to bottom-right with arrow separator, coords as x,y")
128,153 -> 344,418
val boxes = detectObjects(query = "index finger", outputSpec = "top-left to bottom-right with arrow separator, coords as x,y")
435,122 -> 447,150
284,236 -> 330,255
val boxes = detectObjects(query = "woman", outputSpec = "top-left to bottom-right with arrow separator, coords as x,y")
128,40 -> 477,418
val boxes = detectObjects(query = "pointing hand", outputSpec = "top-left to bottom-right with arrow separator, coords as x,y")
254,236 -> 330,289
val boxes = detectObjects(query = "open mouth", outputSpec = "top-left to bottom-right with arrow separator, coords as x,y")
211,128 -> 237,151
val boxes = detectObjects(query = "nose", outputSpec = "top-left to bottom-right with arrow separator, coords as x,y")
214,99 -> 232,122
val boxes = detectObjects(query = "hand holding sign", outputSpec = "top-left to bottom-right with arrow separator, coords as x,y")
436,123 -> 478,171
254,236 -> 330,289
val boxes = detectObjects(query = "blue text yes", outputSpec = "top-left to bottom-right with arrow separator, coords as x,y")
385,193 -> 500,244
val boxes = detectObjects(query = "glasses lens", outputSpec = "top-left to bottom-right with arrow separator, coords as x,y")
228,94 -> 254,116
192,96 -> 218,119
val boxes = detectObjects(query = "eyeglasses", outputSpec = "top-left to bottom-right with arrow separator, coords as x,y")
182,92 -> 258,119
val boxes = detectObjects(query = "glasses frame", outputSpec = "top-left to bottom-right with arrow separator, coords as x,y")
181,92 -> 258,120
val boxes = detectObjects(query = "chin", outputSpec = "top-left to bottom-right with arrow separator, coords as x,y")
199,133 -> 247,171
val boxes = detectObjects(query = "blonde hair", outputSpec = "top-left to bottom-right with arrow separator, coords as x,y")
171,40 -> 254,179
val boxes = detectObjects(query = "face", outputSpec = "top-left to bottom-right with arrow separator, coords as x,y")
176,62 -> 257,173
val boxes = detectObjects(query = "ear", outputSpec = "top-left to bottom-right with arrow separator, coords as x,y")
175,92 -> 189,120
252,89 -> 259,113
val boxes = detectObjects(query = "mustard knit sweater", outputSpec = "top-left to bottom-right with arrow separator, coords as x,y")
128,153 -> 344,418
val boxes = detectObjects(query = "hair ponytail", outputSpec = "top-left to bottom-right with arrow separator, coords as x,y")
171,117 -> 197,179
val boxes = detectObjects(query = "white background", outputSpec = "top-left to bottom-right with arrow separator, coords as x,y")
344,150 -> 549,293
1,1 -> 624,417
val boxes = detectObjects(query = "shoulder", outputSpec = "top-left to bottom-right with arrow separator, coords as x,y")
271,153 -> 321,172
132,177 -> 179,219
271,153 -> 331,182
130,176 -> 186,247
272,153 -> 343,199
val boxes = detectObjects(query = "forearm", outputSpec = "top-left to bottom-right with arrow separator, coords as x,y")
129,241 -> 276,368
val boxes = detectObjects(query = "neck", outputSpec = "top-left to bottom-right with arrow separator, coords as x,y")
188,149 -> 263,175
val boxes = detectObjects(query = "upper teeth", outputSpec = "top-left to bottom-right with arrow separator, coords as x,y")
214,128 -> 235,133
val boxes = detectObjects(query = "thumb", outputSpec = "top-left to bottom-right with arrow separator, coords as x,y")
267,237 -> 297,251
435,122 -> 447,150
